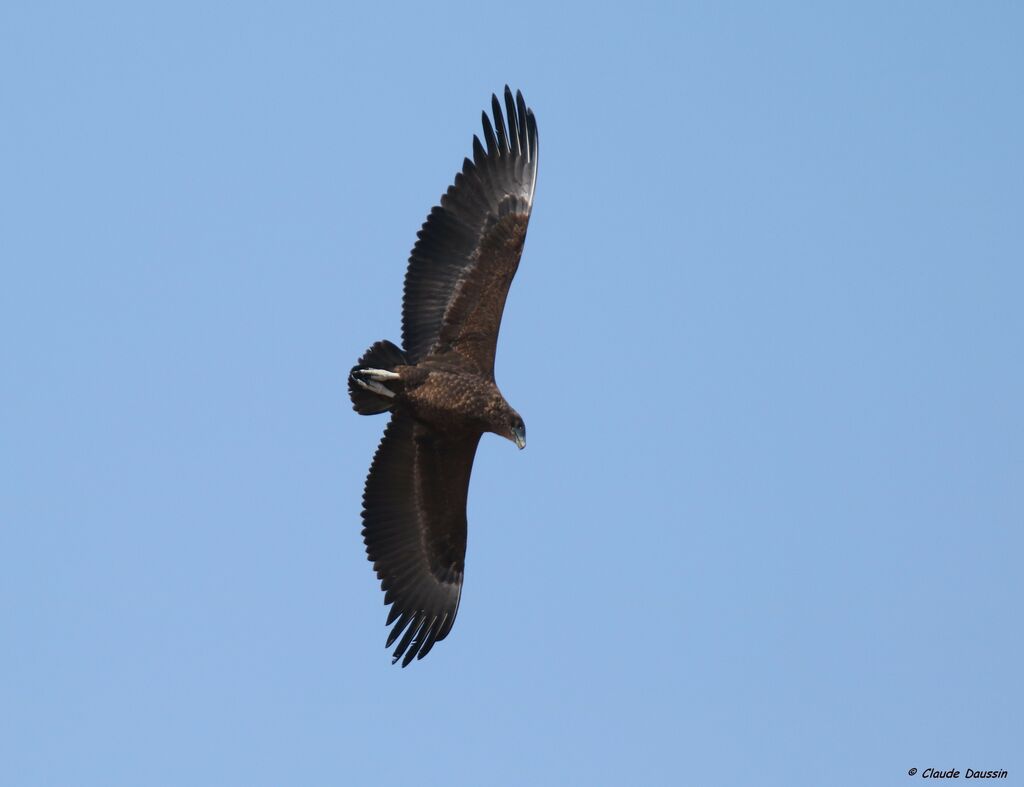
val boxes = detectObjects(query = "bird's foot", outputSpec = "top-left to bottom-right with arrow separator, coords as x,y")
353,377 -> 396,398
352,369 -> 397,398
359,368 -> 401,381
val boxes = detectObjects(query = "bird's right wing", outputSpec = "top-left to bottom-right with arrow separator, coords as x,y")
361,413 -> 481,666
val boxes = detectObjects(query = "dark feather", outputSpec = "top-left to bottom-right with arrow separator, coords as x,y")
504,87 -> 520,158
481,112 -> 498,158
361,413 -> 480,666
492,93 -> 509,154
402,87 -> 539,373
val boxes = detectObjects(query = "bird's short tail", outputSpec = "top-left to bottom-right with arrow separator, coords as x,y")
349,340 -> 408,415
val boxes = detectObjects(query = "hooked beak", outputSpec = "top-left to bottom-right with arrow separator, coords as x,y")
512,425 -> 526,450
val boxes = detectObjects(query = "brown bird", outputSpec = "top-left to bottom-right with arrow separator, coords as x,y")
349,87 -> 538,666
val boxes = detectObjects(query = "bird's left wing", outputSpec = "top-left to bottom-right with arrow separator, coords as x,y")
402,87 -> 538,377
362,413 -> 481,666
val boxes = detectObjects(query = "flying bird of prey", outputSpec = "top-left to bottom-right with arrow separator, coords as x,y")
349,87 -> 538,666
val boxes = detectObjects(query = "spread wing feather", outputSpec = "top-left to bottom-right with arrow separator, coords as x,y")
402,87 -> 538,374
362,413 -> 481,666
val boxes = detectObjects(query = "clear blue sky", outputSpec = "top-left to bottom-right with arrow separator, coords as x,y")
2,3 -> 1021,786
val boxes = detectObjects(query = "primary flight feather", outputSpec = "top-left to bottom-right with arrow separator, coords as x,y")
349,87 -> 538,666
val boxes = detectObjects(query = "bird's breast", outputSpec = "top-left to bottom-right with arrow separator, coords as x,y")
403,370 -> 498,433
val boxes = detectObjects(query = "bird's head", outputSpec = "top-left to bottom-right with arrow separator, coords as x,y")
505,412 -> 526,450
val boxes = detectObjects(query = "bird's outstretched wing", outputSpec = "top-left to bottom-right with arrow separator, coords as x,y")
362,413 -> 481,666
402,87 -> 539,376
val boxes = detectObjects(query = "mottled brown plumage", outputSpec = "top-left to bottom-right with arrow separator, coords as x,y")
348,87 -> 538,666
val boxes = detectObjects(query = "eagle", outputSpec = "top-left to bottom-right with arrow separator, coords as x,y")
348,87 -> 538,666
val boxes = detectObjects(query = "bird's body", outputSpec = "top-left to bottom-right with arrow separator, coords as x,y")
364,356 -> 513,438
348,88 -> 538,666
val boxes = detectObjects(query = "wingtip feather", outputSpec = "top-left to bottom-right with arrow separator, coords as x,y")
491,93 -> 508,154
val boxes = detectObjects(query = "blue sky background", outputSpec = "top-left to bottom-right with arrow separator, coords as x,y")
2,3 -> 1021,785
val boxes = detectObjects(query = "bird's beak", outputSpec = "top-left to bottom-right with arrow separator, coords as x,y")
512,425 -> 526,450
